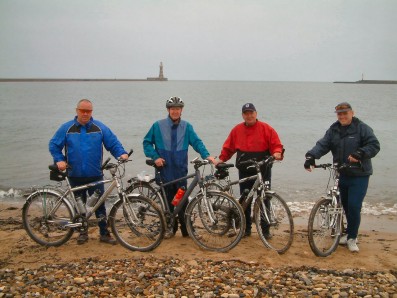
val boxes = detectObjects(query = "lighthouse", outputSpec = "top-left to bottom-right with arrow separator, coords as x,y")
147,62 -> 168,81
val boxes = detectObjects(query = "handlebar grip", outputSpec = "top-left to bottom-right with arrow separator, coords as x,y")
101,157 -> 111,170
128,149 -> 133,157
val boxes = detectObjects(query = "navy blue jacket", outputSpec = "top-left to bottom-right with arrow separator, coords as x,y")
49,117 -> 127,178
307,117 -> 380,176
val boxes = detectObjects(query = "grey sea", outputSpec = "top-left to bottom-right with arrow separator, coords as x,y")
0,81 -> 396,216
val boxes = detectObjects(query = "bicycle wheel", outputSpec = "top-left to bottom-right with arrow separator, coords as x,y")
109,194 -> 165,252
254,193 -> 294,254
22,190 -> 74,246
125,181 -> 165,211
185,190 -> 245,252
308,197 -> 343,257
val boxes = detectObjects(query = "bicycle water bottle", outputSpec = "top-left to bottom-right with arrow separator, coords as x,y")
171,187 -> 186,206
87,189 -> 101,207
75,196 -> 87,214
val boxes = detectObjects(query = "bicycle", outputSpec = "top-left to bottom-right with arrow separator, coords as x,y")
207,156 -> 294,254
22,150 -> 166,252
126,157 -> 245,252
307,162 -> 353,257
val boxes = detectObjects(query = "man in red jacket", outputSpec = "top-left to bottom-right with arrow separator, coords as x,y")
218,103 -> 284,237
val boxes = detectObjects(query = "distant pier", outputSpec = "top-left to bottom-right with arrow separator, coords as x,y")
334,80 -> 397,84
0,62 -> 168,82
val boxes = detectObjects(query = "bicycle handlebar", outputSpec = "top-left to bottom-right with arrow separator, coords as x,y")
238,155 -> 276,167
314,162 -> 362,172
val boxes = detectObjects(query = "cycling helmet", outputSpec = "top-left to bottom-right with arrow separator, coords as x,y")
166,97 -> 184,108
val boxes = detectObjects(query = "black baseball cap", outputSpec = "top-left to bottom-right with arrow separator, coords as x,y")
242,103 -> 256,113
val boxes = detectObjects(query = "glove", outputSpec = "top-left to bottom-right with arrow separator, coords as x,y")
350,149 -> 364,161
304,154 -> 315,169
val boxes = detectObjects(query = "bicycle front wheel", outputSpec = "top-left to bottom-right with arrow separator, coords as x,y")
22,190 -> 74,246
254,193 -> 294,254
185,190 -> 245,252
125,181 -> 165,211
109,194 -> 165,252
308,197 -> 343,257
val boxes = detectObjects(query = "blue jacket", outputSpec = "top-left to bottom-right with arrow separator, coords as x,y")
143,117 -> 210,182
49,117 -> 127,178
307,117 -> 380,176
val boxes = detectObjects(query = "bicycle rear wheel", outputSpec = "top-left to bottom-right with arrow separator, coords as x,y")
308,197 -> 342,257
185,190 -> 245,252
125,181 -> 165,211
22,190 -> 74,246
109,194 -> 165,252
254,193 -> 294,254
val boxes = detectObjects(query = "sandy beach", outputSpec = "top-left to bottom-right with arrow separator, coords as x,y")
0,201 -> 396,272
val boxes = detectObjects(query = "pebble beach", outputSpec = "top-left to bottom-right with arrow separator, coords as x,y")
0,202 -> 396,297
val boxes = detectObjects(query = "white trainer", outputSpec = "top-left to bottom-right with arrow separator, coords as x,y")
347,238 -> 359,252
339,234 -> 348,245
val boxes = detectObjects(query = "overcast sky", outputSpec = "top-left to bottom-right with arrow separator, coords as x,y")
1,0 -> 396,82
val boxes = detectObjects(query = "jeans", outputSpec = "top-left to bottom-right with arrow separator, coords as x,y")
339,175 -> 370,239
69,176 -> 109,236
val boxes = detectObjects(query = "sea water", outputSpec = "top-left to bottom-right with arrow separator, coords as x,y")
0,81 -> 396,216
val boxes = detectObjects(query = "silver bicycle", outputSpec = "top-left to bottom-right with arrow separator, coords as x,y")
206,156 -> 294,254
307,163 -> 352,257
22,150 -> 165,252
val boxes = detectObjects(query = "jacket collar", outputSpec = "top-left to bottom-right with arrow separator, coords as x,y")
74,116 -> 93,128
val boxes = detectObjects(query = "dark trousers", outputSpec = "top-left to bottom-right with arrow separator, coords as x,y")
239,168 -> 272,232
339,175 -> 369,239
69,176 -> 109,236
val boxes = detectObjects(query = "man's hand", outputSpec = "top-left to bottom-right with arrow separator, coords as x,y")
273,152 -> 282,160
119,154 -> 129,160
206,156 -> 218,165
56,161 -> 67,171
155,158 -> 166,167
348,149 -> 364,163
304,154 -> 315,172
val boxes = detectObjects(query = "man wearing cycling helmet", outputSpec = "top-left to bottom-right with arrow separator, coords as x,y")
143,97 -> 217,237
304,102 -> 380,253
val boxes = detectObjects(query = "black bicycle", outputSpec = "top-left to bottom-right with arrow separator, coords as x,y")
22,150 -> 165,252
126,157 -> 245,252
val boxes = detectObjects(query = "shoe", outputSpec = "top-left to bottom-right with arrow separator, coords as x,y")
100,233 -> 117,245
77,233 -> 88,245
340,234 -> 358,245
347,238 -> 359,252
244,230 -> 251,237
164,229 -> 175,239
339,234 -> 348,245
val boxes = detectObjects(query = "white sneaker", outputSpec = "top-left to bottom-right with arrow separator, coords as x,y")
339,234 -> 348,245
347,238 -> 359,252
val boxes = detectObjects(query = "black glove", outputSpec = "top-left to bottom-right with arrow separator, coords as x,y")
350,149 -> 364,161
304,154 -> 315,169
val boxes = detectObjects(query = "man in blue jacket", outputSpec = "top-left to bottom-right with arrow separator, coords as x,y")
49,99 -> 128,245
143,97 -> 216,237
304,102 -> 380,253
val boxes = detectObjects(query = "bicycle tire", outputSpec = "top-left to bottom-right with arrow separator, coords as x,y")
125,181 -> 165,211
22,190 -> 74,246
109,194 -> 165,252
254,193 -> 294,254
185,190 -> 245,252
308,197 -> 342,257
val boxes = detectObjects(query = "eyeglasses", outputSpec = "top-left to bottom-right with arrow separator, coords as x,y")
77,109 -> 92,114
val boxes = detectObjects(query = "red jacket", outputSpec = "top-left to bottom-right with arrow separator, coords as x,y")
219,120 -> 283,162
